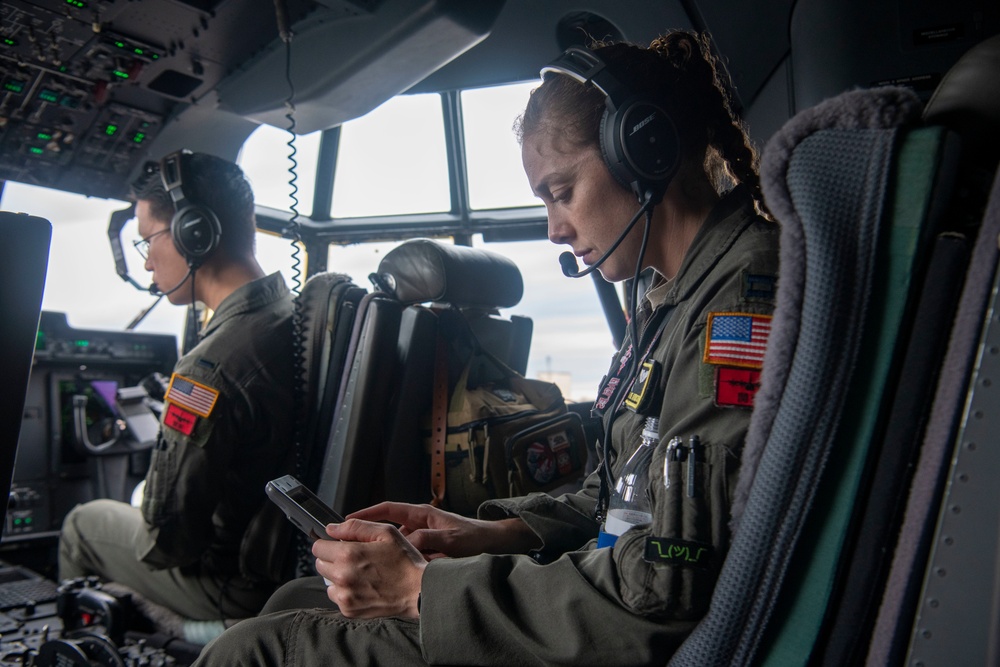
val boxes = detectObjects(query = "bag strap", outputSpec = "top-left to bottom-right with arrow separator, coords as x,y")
430,334 -> 449,506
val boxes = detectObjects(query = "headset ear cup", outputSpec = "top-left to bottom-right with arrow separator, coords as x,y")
599,107 -> 635,192
601,99 -> 681,201
171,205 -> 221,267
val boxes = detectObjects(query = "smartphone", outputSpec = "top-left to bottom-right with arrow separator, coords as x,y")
266,475 -> 344,541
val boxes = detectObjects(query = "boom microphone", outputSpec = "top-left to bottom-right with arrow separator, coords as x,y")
558,195 -> 656,278
149,267 -> 194,297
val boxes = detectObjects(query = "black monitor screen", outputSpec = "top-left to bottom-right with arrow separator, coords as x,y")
0,212 -> 51,527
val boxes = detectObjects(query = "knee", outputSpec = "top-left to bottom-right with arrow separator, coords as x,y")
60,503 -> 88,545
59,499 -> 125,554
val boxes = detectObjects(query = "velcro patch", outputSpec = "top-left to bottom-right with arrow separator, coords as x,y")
703,312 -> 772,369
164,403 -> 197,436
715,367 -> 762,408
165,373 -> 219,417
643,537 -> 714,568
624,360 -> 661,413
742,272 -> 777,302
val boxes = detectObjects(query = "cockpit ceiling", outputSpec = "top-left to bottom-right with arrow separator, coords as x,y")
0,0 -> 995,201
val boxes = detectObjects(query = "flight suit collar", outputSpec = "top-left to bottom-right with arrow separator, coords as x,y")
644,185 -> 759,312
200,272 -> 290,338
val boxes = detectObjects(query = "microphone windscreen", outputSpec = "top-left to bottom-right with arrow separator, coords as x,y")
149,283 -> 162,296
559,252 -> 579,278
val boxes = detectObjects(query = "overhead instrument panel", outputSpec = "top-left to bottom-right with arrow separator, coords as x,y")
0,0 -> 324,199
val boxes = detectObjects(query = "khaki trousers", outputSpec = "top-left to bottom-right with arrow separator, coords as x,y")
59,498 -> 274,620
193,577 -> 425,666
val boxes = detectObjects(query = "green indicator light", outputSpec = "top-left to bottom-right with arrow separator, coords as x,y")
59,65 -> 67,72
105,124 -> 118,136
65,0 -> 86,8
132,132 -> 146,143
29,147 -> 44,155
115,41 -> 125,48
75,340 -> 89,347
4,80 -> 25,94
152,54 -> 159,59
13,518 -> 21,526
2,38 -> 16,47
134,48 -> 144,55
39,89 -> 59,103
37,132 -> 52,140
24,517 -> 31,524
113,70 -> 129,79
36,331 -> 45,350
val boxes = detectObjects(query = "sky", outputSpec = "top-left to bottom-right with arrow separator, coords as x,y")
0,82 -> 622,401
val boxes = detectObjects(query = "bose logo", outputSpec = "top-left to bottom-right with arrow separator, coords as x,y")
630,112 -> 657,136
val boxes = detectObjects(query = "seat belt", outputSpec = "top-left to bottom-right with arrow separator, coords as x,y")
430,335 -> 449,507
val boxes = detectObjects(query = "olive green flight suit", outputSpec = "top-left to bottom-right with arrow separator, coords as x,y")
194,187 -> 779,664
59,272 -> 297,620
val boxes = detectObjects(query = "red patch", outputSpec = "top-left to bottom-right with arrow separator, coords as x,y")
715,367 -> 762,407
164,403 -> 198,436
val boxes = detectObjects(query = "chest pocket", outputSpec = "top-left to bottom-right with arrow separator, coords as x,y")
142,412 -> 216,525
615,437 -> 737,616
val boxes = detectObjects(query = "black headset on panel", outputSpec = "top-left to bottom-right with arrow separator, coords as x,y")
541,46 -> 682,278
159,150 -> 222,270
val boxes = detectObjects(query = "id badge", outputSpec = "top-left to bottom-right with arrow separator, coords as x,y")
624,360 -> 661,413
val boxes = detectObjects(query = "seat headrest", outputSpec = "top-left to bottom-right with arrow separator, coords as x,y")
923,33 -> 1000,167
374,238 -> 524,308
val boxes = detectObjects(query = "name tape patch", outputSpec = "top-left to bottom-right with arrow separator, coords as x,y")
703,312 -> 772,369
643,537 -> 715,568
165,373 -> 219,418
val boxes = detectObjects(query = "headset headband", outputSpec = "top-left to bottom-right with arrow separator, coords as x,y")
159,150 -> 190,208
541,47 -> 631,112
539,46 -> 681,203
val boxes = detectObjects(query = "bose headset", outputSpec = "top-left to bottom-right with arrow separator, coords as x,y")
544,46 -> 682,279
540,46 -> 681,205
159,150 -> 222,269
543,46 -> 684,521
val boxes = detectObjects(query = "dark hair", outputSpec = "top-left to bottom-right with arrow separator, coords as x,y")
516,30 -> 767,216
131,152 -> 257,260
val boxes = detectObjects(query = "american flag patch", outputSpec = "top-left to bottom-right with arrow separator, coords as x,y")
165,373 -> 219,417
703,312 -> 772,369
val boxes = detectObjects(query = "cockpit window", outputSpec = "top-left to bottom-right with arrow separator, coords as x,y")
239,126 -> 322,216
462,81 -> 539,210
332,93 -> 450,217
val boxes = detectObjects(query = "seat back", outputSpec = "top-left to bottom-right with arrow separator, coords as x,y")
251,271 -> 364,581
671,34 -> 1000,666
668,85 -> 943,666
293,273 -> 367,490
315,239 -> 530,515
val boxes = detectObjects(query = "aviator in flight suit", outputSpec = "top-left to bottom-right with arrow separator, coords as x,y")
59,272 -> 296,620
193,186 -> 779,665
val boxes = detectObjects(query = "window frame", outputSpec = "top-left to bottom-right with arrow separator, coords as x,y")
253,88 -> 548,275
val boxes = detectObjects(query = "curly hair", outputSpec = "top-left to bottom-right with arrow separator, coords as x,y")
516,30 -> 768,216
131,152 -> 257,261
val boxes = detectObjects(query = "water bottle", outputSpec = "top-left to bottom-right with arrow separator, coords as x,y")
597,416 -> 660,548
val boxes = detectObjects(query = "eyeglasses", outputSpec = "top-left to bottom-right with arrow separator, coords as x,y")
133,229 -> 170,260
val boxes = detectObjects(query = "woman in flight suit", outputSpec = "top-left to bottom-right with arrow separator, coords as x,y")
195,29 -> 780,666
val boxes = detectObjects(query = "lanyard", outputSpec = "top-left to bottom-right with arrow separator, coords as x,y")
593,306 -> 674,522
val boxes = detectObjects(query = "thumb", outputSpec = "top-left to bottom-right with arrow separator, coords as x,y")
325,518 -> 394,542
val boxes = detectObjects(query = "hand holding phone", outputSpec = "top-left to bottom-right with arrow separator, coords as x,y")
266,475 -> 344,541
